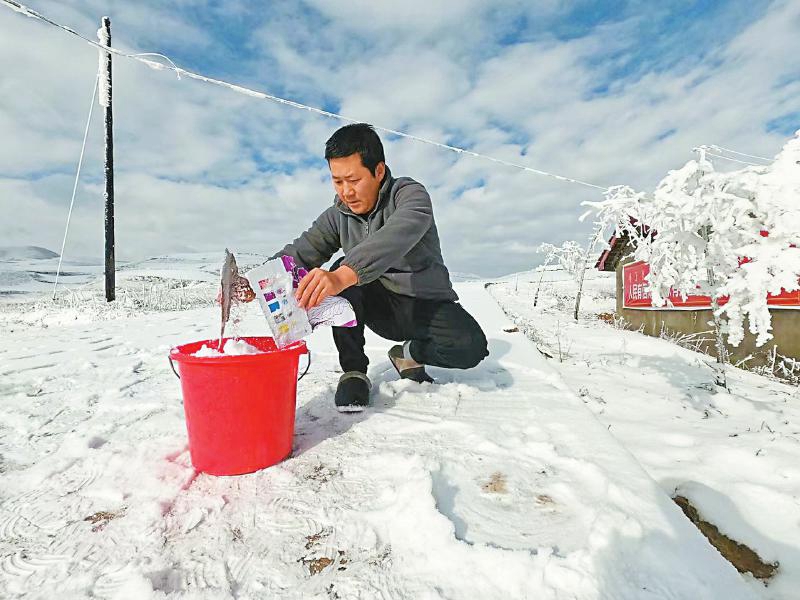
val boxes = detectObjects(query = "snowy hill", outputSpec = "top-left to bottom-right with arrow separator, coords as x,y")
0,251 -> 258,304
0,246 -> 59,261
449,271 -> 485,282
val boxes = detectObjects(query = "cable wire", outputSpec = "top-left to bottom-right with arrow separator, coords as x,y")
1,0 -> 608,191
704,151 -> 765,167
709,145 -> 774,163
53,72 -> 99,300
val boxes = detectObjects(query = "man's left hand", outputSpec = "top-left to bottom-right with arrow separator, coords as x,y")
296,265 -> 358,309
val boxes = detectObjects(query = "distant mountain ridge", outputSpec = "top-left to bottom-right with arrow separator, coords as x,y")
0,246 -> 59,260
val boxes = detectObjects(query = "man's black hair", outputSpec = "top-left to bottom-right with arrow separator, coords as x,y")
325,123 -> 385,175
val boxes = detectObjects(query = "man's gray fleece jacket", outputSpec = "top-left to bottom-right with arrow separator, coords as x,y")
274,167 -> 457,301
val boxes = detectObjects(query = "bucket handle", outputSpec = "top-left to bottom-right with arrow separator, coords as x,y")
168,350 -> 311,382
298,350 -> 311,382
169,356 -> 180,379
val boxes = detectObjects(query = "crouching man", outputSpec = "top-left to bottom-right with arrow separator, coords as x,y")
240,123 -> 488,411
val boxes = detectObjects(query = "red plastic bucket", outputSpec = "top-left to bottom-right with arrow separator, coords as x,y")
169,336 -> 309,476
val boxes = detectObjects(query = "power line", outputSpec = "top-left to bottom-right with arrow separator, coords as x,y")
704,151 -> 765,167
0,0 -> 609,192
694,146 -> 767,167
709,145 -> 774,163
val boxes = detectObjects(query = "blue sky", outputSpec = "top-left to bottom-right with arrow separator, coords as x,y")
0,0 -> 798,275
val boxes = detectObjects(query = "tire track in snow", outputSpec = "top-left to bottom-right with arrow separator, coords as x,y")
5,350 -> 65,361
1,363 -> 56,376
0,510 -> 38,540
0,551 -> 72,581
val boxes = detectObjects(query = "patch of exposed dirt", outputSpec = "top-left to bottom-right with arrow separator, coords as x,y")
84,508 -> 125,532
673,495 -> 779,582
481,472 -> 508,494
305,463 -> 341,486
597,312 -> 616,324
300,527 -> 349,576
231,526 -> 243,542
305,527 -> 332,550
304,556 -> 333,575
335,549 -> 348,571
368,545 -> 392,568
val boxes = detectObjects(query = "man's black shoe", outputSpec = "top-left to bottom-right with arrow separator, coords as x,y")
335,372 -> 371,413
388,344 -> 434,384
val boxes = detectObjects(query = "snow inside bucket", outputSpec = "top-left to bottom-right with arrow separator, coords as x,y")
169,336 -> 308,476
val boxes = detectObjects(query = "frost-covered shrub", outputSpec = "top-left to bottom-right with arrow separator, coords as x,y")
536,241 -> 585,276
585,132 -> 800,347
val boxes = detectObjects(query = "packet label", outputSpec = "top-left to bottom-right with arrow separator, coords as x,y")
246,255 -> 358,347
245,259 -> 312,348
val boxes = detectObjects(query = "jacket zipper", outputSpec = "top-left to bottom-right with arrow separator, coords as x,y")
349,214 -> 369,235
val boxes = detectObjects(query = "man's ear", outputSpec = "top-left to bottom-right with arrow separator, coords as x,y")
375,162 -> 386,181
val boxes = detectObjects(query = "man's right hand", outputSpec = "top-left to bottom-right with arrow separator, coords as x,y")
216,276 -> 256,304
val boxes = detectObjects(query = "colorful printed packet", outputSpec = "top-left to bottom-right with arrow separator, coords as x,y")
245,256 -> 356,348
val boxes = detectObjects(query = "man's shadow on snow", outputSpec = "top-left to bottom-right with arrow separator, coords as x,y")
292,337 -> 514,457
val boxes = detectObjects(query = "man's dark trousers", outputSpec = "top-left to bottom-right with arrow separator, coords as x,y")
332,267 -> 489,375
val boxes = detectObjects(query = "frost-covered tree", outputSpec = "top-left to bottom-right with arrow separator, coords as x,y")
554,241 -> 585,276
533,240 -> 584,307
536,241 -> 584,274
533,243 -> 558,308
532,237 -> 601,320
584,132 -> 800,351
573,223 -> 605,322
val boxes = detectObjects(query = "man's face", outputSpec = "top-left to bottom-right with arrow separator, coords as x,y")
329,153 -> 385,215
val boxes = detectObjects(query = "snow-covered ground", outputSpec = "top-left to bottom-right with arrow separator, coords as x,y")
0,257 -> 793,599
0,250 -> 271,301
490,270 -> 800,600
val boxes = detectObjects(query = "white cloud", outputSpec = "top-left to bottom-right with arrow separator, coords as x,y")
303,0 -> 491,37
338,47 -> 471,128
1,0 -> 798,278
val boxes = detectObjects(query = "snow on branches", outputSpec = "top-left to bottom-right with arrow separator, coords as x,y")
536,240 -> 585,276
584,132 -> 800,347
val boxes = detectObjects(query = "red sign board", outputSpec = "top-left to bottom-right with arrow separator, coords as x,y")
622,261 -> 800,310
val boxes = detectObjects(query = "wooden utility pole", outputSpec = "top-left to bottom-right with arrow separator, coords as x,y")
100,16 -> 115,302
